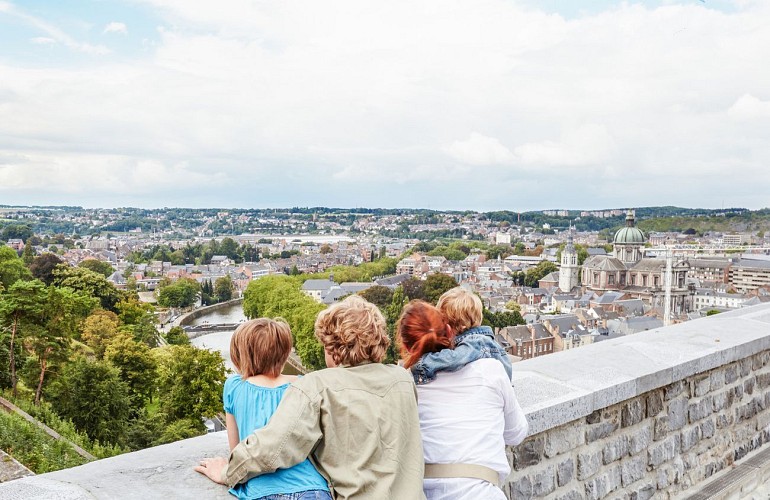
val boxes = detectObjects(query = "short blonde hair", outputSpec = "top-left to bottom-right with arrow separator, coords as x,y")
230,318 -> 293,378
436,287 -> 483,333
315,295 -> 390,367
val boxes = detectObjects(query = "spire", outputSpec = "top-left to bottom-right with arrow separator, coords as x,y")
625,210 -> 635,228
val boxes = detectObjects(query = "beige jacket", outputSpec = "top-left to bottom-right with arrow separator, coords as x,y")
222,363 -> 426,500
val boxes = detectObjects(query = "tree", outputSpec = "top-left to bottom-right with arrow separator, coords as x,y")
78,259 -> 115,278
46,357 -> 131,445
51,265 -> 123,311
0,246 -> 32,289
164,326 -> 190,345
105,333 -> 157,412
424,273 -> 459,304
81,310 -> 122,359
29,253 -> 63,285
157,278 -> 200,308
219,237 -> 239,261
524,261 -> 559,287
214,275 -> 234,302
28,286 -> 97,404
319,244 -> 333,254
483,308 -> 525,329
384,286 -> 407,364
22,241 -> 35,265
128,314 -> 160,348
401,278 -> 427,301
1,224 -> 33,242
243,275 -> 326,370
154,345 -> 226,423
0,280 -> 47,395
115,297 -> 154,326
504,301 -> 522,313
358,285 -> 394,310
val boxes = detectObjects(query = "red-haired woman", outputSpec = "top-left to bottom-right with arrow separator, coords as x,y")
398,300 -> 529,500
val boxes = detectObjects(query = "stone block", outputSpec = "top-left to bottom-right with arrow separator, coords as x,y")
545,422 -> 585,458
557,457 -> 574,488
621,455 -> 646,487
680,425 -> 701,452
513,436 -> 544,471
741,358 -> 752,377
622,399 -> 646,428
626,482 -> 656,500
510,474 -> 534,499
737,399 -> 758,423
586,421 -> 618,444
710,368 -> 726,391
712,392 -> 728,412
725,364 -> 738,384
664,380 -> 685,401
603,435 -> 629,465
653,416 -> 668,441
532,464 -> 556,497
583,465 -> 621,500
734,384 -> 744,400
668,397 -> 688,430
648,434 -> 679,468
700,418 -> 715,440
756,372 -> 770,390
691,374 -> 711,398
554,489 -> 585,500
586,410 -> 601,424
745,377 -> 756,396
687,396 -> 712,424
577,450 -> 601,481
630,424 -> 652,455
646,391 -> 664,418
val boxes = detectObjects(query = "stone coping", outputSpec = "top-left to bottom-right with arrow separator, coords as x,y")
0,432 -> 231,499
511,303 -> 770,435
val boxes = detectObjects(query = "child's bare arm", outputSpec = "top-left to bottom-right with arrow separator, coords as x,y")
226,413 -> 239,451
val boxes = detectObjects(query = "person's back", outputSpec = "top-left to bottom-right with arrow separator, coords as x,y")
288,362 -> 424,499
224,375 -> 329,499
416,358 -> 527,500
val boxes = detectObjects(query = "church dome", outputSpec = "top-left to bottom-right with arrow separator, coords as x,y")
613,210 -> 645,245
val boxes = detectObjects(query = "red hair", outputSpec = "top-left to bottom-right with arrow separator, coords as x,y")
397,300 -> 454,369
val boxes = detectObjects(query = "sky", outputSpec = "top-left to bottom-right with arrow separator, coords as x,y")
0,0 -> 768,212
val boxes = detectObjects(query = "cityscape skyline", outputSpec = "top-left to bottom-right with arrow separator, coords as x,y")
1,0 -> 768,211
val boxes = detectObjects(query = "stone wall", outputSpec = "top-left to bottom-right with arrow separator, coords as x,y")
507,353 -> 770,499
505,303 -> 770,499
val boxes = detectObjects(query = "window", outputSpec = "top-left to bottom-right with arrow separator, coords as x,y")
620,274 -> 626,285
593,273 -> 599,284
654,276 -> 659,287
642,275 -> 648,287
608,274 -> 615,285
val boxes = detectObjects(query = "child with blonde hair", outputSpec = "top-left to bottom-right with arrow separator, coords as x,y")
221,318 -> 330,500
410,286 -> 512,385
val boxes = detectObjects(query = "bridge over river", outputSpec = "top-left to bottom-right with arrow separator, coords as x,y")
184,302 -> 307,375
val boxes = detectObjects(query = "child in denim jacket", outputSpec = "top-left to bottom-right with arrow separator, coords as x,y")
410,287 -> 512,385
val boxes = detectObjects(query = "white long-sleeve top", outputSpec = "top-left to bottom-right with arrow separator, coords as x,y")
416,358 -> 529,500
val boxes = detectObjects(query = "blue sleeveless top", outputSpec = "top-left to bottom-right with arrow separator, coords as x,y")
223,375 -> 329,499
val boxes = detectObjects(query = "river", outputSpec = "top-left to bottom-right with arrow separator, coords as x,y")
189,303 -> 299,374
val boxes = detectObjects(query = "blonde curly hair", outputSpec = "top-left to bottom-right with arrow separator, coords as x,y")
315,295 -> 390,367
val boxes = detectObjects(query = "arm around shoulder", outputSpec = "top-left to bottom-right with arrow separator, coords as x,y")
222,383 -> 323,487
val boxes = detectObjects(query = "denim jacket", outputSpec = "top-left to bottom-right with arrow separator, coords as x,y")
411,325 -> 513,385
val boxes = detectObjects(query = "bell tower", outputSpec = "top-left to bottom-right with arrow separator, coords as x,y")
559,226 -> 579,292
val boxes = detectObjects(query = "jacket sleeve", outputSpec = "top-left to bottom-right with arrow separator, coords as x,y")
221,384 -> 323,487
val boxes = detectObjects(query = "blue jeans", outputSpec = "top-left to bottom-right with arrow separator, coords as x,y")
258,490 -> 332,500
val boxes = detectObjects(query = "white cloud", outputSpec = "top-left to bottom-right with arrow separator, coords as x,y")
2,2 -> 109,54
1,0 -> 770,209
30,36 -> 56,45
445,133 -> 516,166
728,94 -> 770,120
103,22 -> 128,35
